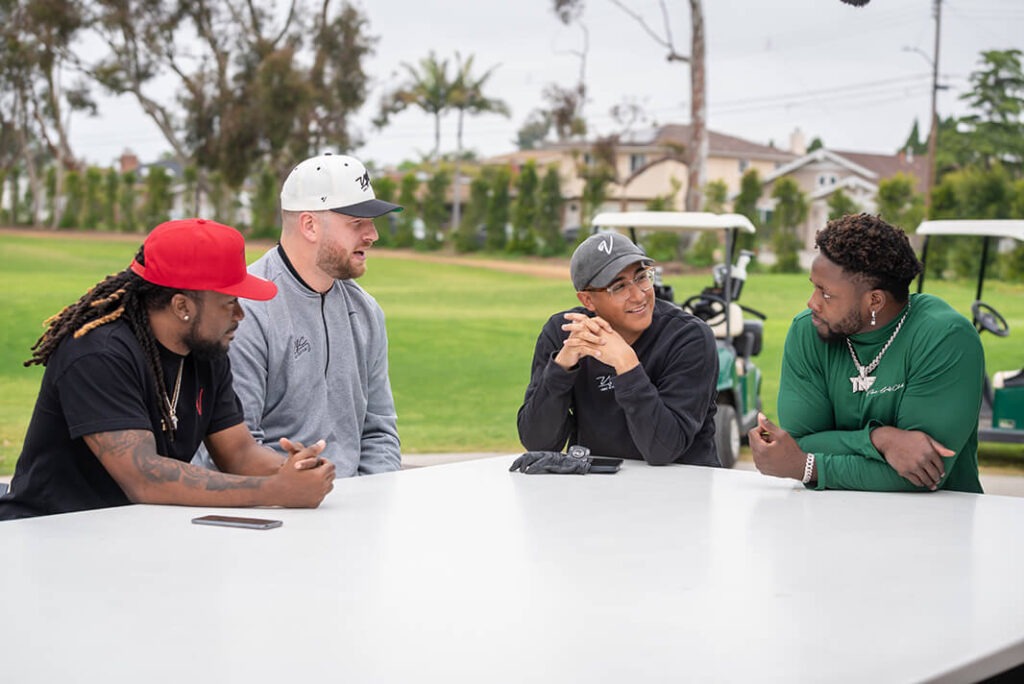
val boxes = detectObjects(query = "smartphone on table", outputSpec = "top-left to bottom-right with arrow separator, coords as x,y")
191,514 -> 283,530
589,457 -> 624,474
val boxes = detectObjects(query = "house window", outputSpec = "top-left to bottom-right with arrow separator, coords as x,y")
630,154 -> 646,173
738,159 -> 749,173
817,173 -> 838,187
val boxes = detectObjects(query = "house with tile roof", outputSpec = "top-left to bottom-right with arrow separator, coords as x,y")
483,124 -> 797,232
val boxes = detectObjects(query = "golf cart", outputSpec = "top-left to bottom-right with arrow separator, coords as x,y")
916,219 -> 1024,444
591,211 -> 766,468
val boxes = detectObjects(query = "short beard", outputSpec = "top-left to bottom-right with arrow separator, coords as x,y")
316,240 -> 361,281
183,324 -> 229,362
815,311 -> 864,344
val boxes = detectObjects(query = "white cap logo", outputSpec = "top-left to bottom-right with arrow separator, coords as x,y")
597,235 -> 614,255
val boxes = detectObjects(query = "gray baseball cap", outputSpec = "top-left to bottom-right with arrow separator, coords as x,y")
570,232 -> 653,291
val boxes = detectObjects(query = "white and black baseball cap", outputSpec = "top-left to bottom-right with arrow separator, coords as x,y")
280,153 -> 403,218
570,232 -> 653,291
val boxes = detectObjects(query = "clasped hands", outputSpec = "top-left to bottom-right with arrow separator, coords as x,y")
554,313 -> 639,375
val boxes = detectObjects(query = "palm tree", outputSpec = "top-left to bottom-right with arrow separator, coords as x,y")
449,53 -> 510,231
375,52 -> 452,164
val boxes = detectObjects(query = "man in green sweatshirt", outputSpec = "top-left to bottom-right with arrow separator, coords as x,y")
749,213 -> 984,493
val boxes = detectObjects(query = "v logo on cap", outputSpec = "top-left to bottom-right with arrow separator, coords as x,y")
598,235 -> 614,255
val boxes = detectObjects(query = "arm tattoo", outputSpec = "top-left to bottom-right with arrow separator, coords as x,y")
85,430 -> 262,493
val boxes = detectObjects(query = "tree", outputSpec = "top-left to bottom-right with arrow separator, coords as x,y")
1,0 -> 94,226
90,1 -> 375,198
82,166 -> 103,229
769,178 -> 807,273
577,137 -> 617,233
608,0 -> 707,211
250,165 -> 279,239
955,49 -> 1024,176
536,166 -> 566,256
103,167 -> 119,230
141,166 -> 172,230
826,188 -> 861,221
376,52 -> 452,165
807,137 -> 825,153
118,170 -> 137,232
393,173 -> 419,248
58,169 -> 82,229
516,112 -> 552,150
901,119 -> 927,156
449,53 -> 510,233
687,179 -> 726,266
420,170 -> 449,250
371,175 -> 397,246
455,176 -> 490,253
485,167 -> 511,251
733,168 -> 763,251
508,161 -> 539,254
876,173 -> 924,232
930,164 -> 1014,278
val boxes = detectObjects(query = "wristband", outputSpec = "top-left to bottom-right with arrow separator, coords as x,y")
802,453 -> 815,484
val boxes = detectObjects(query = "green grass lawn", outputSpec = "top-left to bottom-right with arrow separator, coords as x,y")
2,231 -> 1024,474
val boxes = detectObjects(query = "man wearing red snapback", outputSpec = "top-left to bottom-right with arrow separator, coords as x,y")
0,219 -> 335,520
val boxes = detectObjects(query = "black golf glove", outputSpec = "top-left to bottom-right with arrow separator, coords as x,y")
509,450 -> 592,474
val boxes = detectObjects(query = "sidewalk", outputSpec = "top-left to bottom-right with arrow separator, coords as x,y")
4,455 -> 1024,497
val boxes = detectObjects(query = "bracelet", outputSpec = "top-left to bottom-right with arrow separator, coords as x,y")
802,453 -> 815,484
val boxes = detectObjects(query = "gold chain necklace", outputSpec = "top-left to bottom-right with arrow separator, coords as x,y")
162,358 -> 185,431
846,303 -> 911,393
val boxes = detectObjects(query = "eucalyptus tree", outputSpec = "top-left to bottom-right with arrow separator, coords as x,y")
88,0 -> 375,195
1,0 -> 93,226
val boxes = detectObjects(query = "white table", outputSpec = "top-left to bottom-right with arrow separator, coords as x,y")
2,457 -> 1023,683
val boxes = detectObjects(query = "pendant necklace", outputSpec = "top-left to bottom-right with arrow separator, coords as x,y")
846,303 -> 911,393
162,358 -> 185,432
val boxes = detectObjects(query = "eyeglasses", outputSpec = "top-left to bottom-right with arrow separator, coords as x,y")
587,268 -> 655,299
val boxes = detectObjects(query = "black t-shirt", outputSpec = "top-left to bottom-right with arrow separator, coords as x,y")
0,320 -> 243,520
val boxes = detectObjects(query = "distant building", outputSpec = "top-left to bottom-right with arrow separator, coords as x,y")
483,124 -> 797,232
759,143 -> 927,252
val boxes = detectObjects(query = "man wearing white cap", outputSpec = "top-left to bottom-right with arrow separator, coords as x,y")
517,232 -> 720,466
193,153 -> 402,477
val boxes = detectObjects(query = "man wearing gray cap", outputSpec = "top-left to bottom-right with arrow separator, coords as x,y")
193,153 -> 403,477
517,232 -> 720,466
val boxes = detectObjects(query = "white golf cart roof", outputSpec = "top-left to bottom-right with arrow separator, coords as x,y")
592,211 -> 756,234
916,219 -> 1024,242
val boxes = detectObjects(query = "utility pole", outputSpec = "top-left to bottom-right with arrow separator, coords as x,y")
924,0 -> 943,215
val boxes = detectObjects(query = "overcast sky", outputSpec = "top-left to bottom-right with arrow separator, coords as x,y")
70,0 -> 1024,168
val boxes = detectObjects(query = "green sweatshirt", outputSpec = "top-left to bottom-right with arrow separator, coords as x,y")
778,293 -> 984,493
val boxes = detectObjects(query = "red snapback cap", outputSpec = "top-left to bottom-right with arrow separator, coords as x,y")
130,218 -> 277,301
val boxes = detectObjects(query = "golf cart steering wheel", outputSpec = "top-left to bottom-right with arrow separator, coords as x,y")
971,300 -> 1009,337
682,293 -> 729,327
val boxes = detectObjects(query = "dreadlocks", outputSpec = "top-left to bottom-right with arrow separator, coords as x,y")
815,213 -> 923,302
25,247 -> 185,441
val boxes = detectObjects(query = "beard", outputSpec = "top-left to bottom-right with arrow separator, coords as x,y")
316,239 -> 363,281
183,321 -> 231,362
815,309 -> 865,344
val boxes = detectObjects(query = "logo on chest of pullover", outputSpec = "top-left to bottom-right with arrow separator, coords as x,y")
597,375 -> 615,392
293,336 -> 312,359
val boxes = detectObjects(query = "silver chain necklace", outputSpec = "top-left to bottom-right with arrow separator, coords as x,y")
846,303 -> 911,393
162,358 -> 185,431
